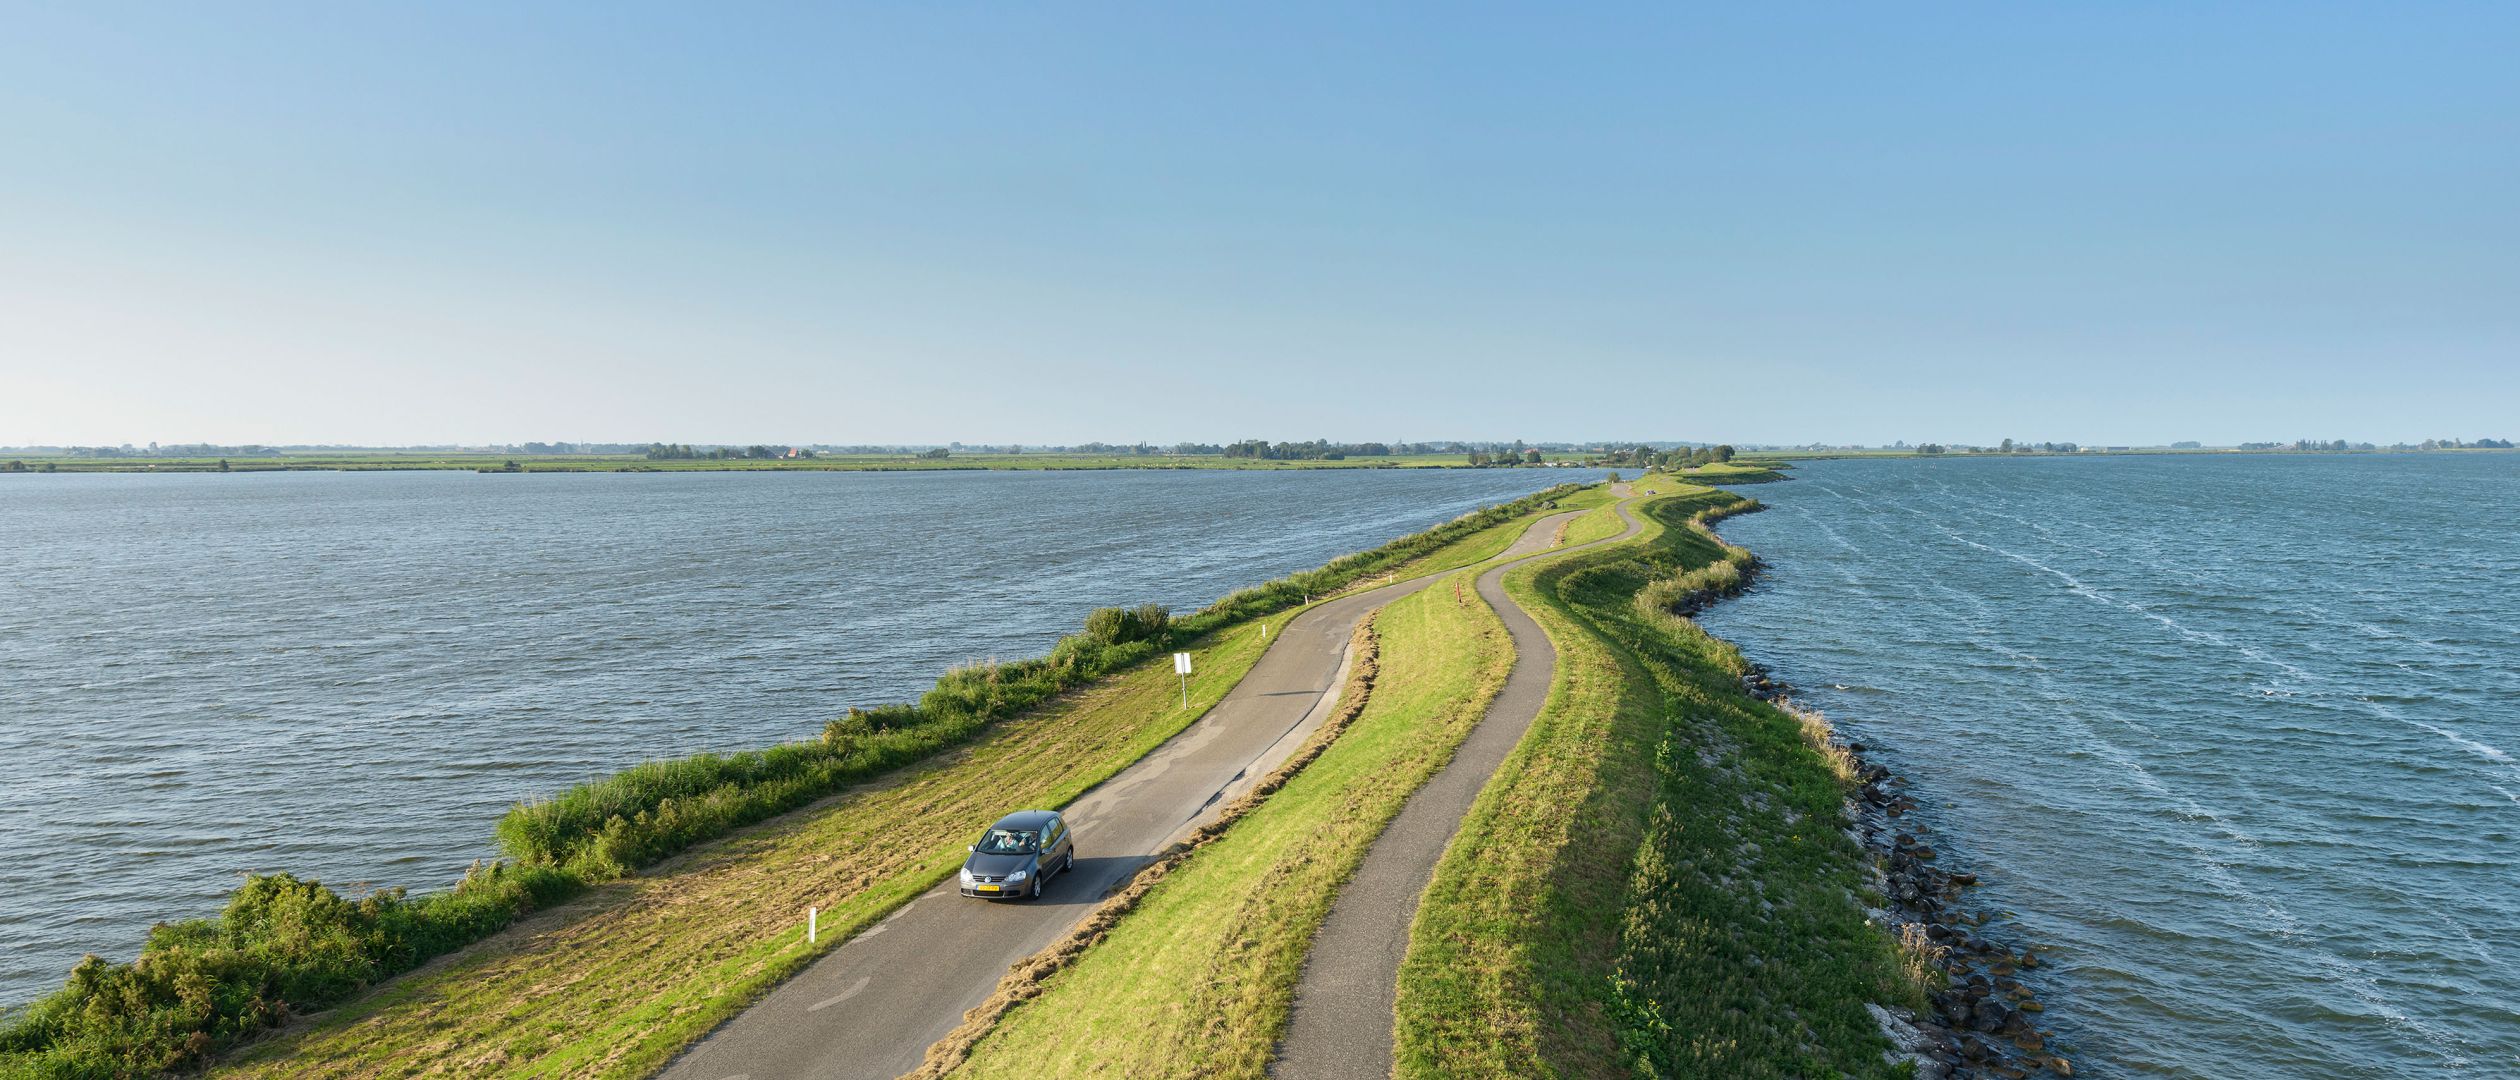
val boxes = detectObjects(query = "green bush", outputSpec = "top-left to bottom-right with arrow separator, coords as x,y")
1083,603 -> 1171,647
0,866 -> 578,1079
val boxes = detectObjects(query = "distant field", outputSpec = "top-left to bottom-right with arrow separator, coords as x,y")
0,452 -> 1606,474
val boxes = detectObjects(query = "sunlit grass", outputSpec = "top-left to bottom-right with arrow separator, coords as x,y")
947,569 -> 1510,1078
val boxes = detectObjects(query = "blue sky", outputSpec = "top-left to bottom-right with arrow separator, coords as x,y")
2,3 -> 2513,446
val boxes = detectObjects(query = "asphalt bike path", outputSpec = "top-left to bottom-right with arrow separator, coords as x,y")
1271,491 -> 1645,1080
658,507 -> 1590,1080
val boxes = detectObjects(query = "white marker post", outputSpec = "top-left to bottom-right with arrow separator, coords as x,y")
809,906 -> 818,945
1174,652 -> 1193,708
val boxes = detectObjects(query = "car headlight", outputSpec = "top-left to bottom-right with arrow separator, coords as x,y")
958,867 -> 974,883
1005,868 -> 1030,882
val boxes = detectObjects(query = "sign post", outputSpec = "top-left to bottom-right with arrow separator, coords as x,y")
1174,652 -> 1193,708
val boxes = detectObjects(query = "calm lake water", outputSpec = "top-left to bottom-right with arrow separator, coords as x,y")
0,466 -> 1601,1006
1698,454 -> 2520,1078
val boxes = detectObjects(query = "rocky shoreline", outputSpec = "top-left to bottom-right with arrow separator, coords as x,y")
1740,665 -> 2075,1080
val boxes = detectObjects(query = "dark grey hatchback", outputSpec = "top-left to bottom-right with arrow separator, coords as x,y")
957,809 -> 1075,899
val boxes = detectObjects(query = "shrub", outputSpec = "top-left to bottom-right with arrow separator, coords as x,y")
1083,604 -> 1172,647
1083,607 -> 1131,645
0,868 -> 579,1079
1130,603 -> 1171,645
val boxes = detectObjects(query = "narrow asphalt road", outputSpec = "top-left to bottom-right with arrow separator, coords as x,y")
1272,492 -> 1644,1080
656,508 -> 1588,1080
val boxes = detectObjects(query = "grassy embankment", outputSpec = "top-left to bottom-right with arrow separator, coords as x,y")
939,562 -> 1514,1077
2,452 -> 1592,474
142,486 -> 1570,1080
1395,484 -> 1927,1079
0,482 -> 1587,1080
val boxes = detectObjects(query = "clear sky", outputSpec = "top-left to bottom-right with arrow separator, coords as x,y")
2,3 -> 2513,448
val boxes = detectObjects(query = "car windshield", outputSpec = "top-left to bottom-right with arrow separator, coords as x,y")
975,828 -> 1040,855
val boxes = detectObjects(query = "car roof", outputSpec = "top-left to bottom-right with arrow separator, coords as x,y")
987,809 -> 1059,830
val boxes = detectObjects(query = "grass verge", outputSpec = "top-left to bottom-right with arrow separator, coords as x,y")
938,567 -> 1512,1079
1393,512 -> 1671,1078
1396,486 -> 1926,1078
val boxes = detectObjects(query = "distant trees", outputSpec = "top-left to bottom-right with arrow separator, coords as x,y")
919,447 -> 951,459
1222,439 -> 1396,461
645,443 -> 812,461
1588,443 -> 1737,471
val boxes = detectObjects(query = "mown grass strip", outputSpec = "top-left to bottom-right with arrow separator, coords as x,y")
1556,500 -> 1629,548
1393,509 -> 1674,1078
940,567 -> 1512,1079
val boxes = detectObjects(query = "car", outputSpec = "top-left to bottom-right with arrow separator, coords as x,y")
958,809 -> 1074,900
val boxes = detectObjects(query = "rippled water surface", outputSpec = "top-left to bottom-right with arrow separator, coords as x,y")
1698,454 -> 2520,1078
0,467 -> 1600,1005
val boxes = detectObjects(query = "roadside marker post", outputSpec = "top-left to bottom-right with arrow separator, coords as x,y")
809,906 -> 818,945
1174,652 -> 1193,708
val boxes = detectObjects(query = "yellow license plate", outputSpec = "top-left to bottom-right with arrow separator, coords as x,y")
976,885 -> 1000,894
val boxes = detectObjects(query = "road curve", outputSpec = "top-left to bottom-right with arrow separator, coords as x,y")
1271,493 -> 1644,1080
656,507 -> 1588,1080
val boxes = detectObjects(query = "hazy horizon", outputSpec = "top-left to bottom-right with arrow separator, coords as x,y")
4,5 -> 2514,446
6,434 -> 2514,455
